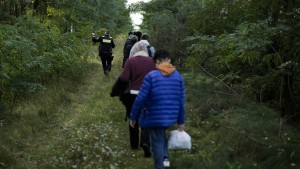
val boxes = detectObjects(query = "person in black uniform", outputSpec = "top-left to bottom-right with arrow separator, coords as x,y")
92,31 -> 115,75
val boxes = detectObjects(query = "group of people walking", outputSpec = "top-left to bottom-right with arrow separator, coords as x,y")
93,30 -> 186,169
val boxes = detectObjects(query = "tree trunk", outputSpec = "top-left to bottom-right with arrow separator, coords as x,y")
281,0 -> 297,117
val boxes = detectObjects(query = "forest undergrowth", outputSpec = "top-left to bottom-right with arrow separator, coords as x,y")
0,36 -> 299,169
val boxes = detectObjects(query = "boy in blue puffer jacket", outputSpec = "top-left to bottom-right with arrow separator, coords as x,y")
129,49 -> 185,169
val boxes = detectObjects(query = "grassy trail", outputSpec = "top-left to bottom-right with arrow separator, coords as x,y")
3,36 -> 154,169
3,36 -> 300,169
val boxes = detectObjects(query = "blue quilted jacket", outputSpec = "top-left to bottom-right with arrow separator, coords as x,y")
130,66 -> 185,128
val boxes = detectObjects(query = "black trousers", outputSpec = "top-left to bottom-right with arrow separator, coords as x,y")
122,57 -> 128,68
124,94 -> 150,149
99,53 -> 113,72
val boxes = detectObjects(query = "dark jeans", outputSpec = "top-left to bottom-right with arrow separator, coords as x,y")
124,94 -> 150,149
99,53 -> 113,72
149,128 -> 168,169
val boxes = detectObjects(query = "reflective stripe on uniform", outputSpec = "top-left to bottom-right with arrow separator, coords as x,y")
103,39 -> 112,43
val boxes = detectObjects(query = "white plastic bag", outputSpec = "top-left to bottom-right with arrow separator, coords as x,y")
168,130 -> 192,150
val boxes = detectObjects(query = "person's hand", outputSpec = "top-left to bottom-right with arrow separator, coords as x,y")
178,124 -> 184,131
129,120 -> 136,128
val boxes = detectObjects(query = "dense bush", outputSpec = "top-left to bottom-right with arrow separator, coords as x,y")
0,0 -> 132,114
0,16 -> 89,113
186,17 -> 300,116
139,0 -> 300,117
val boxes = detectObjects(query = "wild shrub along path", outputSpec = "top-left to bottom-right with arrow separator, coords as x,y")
12,36 -> 154,169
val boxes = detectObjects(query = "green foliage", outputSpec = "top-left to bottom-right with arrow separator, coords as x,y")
0,0 -> 132,114
1,0 -> 300,168
0,145 -> 14,168
0,15 -> 90,113
187,21 -> 279,85
47,0 -> 132,33
140,0 -> 300,115
185,16 -> 300,113
43,123 -> 124,168
0,0 -> 132,33
137,0 -> 193,67
175,73 -> 300,169
1,44 -> 299,169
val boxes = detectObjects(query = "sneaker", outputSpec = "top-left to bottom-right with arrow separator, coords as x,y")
142,144 -> 151,157
163,159 -> 170,167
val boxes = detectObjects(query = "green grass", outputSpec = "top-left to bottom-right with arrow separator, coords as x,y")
1,36 -> 300,169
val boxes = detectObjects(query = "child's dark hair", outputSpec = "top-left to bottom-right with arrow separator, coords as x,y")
134,31 -> 142,41
153,49 -> 170,61
141,33 -> 150,40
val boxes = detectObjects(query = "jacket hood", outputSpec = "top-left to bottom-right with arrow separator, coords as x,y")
133,51 -> 149,57
130,40 -> 150,58
156,63 -> 176,76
